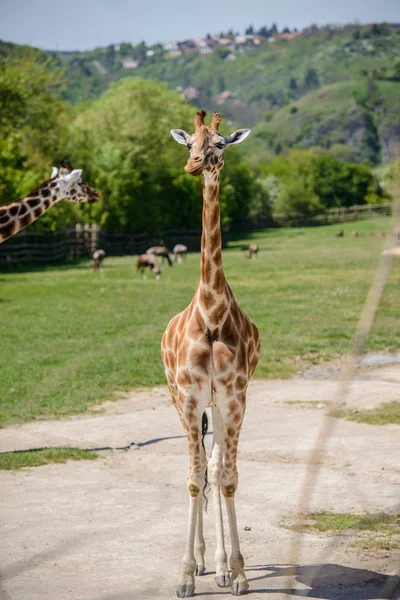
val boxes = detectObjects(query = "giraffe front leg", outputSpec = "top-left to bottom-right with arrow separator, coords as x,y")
177,495 -> 199,598
221,435 -> 249,596
194,495 -> 206,576
177,408 -> 205,598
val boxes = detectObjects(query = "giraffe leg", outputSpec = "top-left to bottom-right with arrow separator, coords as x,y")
210,407 -> 230,588
221,428 -> 249,596
194,495 -> 206,576
177,404 -> 206,598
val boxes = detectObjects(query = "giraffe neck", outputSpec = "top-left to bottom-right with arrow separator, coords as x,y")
0,184 -> 59,243
199,170 -> 226,307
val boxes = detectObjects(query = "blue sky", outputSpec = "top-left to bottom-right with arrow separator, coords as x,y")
0,0 -> 399,51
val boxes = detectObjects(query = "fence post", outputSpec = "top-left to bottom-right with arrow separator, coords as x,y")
91,224 -> 99,254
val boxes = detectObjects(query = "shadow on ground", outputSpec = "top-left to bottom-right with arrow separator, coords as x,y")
244,563 -> 400,599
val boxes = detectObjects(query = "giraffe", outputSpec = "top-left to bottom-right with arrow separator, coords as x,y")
0,161 -> 99,243
161,110 -> 260,598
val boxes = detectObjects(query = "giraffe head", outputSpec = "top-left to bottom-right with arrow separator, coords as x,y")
170,110 -> 250,177
51,160 -> 99,203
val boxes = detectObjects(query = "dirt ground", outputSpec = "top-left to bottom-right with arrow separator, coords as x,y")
0,363 -> 399,600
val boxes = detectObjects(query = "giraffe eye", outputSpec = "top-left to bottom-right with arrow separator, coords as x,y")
215,143 -> 224,150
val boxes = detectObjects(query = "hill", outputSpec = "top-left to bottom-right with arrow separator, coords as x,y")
1,22 -> 400,164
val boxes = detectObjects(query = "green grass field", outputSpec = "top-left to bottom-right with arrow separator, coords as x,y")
0,216 -> 398,427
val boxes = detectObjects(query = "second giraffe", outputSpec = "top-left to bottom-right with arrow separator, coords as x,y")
162,110 -> 260,597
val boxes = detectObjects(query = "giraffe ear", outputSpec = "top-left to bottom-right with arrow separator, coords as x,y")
170,129 -> 191,145
64,169 -> 83,185
50,167 -> 59,179
224,129 -> 251,146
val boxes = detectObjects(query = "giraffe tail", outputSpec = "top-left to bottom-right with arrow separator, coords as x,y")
201,411 -> 210,513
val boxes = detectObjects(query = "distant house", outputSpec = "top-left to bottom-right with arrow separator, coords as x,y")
217,90 -> 235,104
269,32 -> 298,42
146,50 -> 155,57
163,40 -> 179,52
178,39 -> 198,53
176,86 -> 200,100
193,38 -> 213,54
122,59 -> 139,69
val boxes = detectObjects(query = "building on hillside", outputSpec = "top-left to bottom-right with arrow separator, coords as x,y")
122,59 -> 139,69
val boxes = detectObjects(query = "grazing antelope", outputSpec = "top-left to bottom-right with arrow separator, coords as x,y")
247,243 -> 259,258
173,244 -> 188,263
91,249 -> 106,271
137,253 -> 161,279
147,245 -> 173,267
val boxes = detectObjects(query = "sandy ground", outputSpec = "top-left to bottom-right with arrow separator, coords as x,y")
0,364 -> 399,600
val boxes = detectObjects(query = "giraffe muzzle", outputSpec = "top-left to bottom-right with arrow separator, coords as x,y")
185,156 -> 204,177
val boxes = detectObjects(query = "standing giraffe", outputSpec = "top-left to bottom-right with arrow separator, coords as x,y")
0,162 -> 99,243
161,110 -> 260,598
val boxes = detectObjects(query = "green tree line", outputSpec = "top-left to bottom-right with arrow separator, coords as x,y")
0,52 -> 390,233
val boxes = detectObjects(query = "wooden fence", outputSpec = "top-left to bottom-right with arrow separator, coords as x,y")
0,224 -> 218,266
0,203 -> 393,265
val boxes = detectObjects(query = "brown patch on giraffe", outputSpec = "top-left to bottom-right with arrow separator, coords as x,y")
233,412 -> 242,424
34,208 -> 43,218
235,374 -> 247,391
9,205 -> 18,217
199,287 -> 216,310
177,341 -> 190,365
27,198 -> 40,208
190,346 -> 210,373
227,426 -> 235,437
0,214 -> 9,224
213,268 -> 225,294
210,205 -> 220,230
237,392 -> 246,406
177,369 -> 192,388
41,188 -> 51,198
213,341 -> 234,372
187,307 -> 206,338
209,299 -> 227,324
221,315 -> 239,348
188,484 -> 200,497
221,483 -> 236,498
213,250 -> 222,267
201,255 -> 212,284
0,223 -> 15,239
19,215 -> 31,228
228,400 -> 239,414
210,229 -> 221,253
18,204 -> 27,216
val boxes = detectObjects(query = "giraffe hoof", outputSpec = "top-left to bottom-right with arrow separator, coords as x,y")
231,577 -> 249,595
215,574 -> 231,588
195,564 -> 206,576
176,584 -> 195,598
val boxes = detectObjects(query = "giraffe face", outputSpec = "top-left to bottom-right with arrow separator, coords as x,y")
53,168 -> 100,204
170,111 -> 251,177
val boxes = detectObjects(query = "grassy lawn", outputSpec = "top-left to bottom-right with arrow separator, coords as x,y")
0,448 -> 99,470
288,511 -> 400,551
0,216 -> 399,426
333,402 -> 400,425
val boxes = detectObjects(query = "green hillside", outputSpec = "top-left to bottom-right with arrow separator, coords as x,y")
1,23 -> 400,164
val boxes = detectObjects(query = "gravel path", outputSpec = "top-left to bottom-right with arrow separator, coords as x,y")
1,366 -> 399,600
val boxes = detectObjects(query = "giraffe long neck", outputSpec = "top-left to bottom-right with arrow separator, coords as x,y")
199,171 -> 226,306
0,186 -> 58,243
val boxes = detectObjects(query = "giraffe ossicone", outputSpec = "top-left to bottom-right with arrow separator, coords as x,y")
162,110 -> 260,598
0,161 -> 99,243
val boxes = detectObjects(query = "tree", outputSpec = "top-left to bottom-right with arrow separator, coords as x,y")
303,68 -> 320,90
0,50 -> 71,214
245,25 -> 254,35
